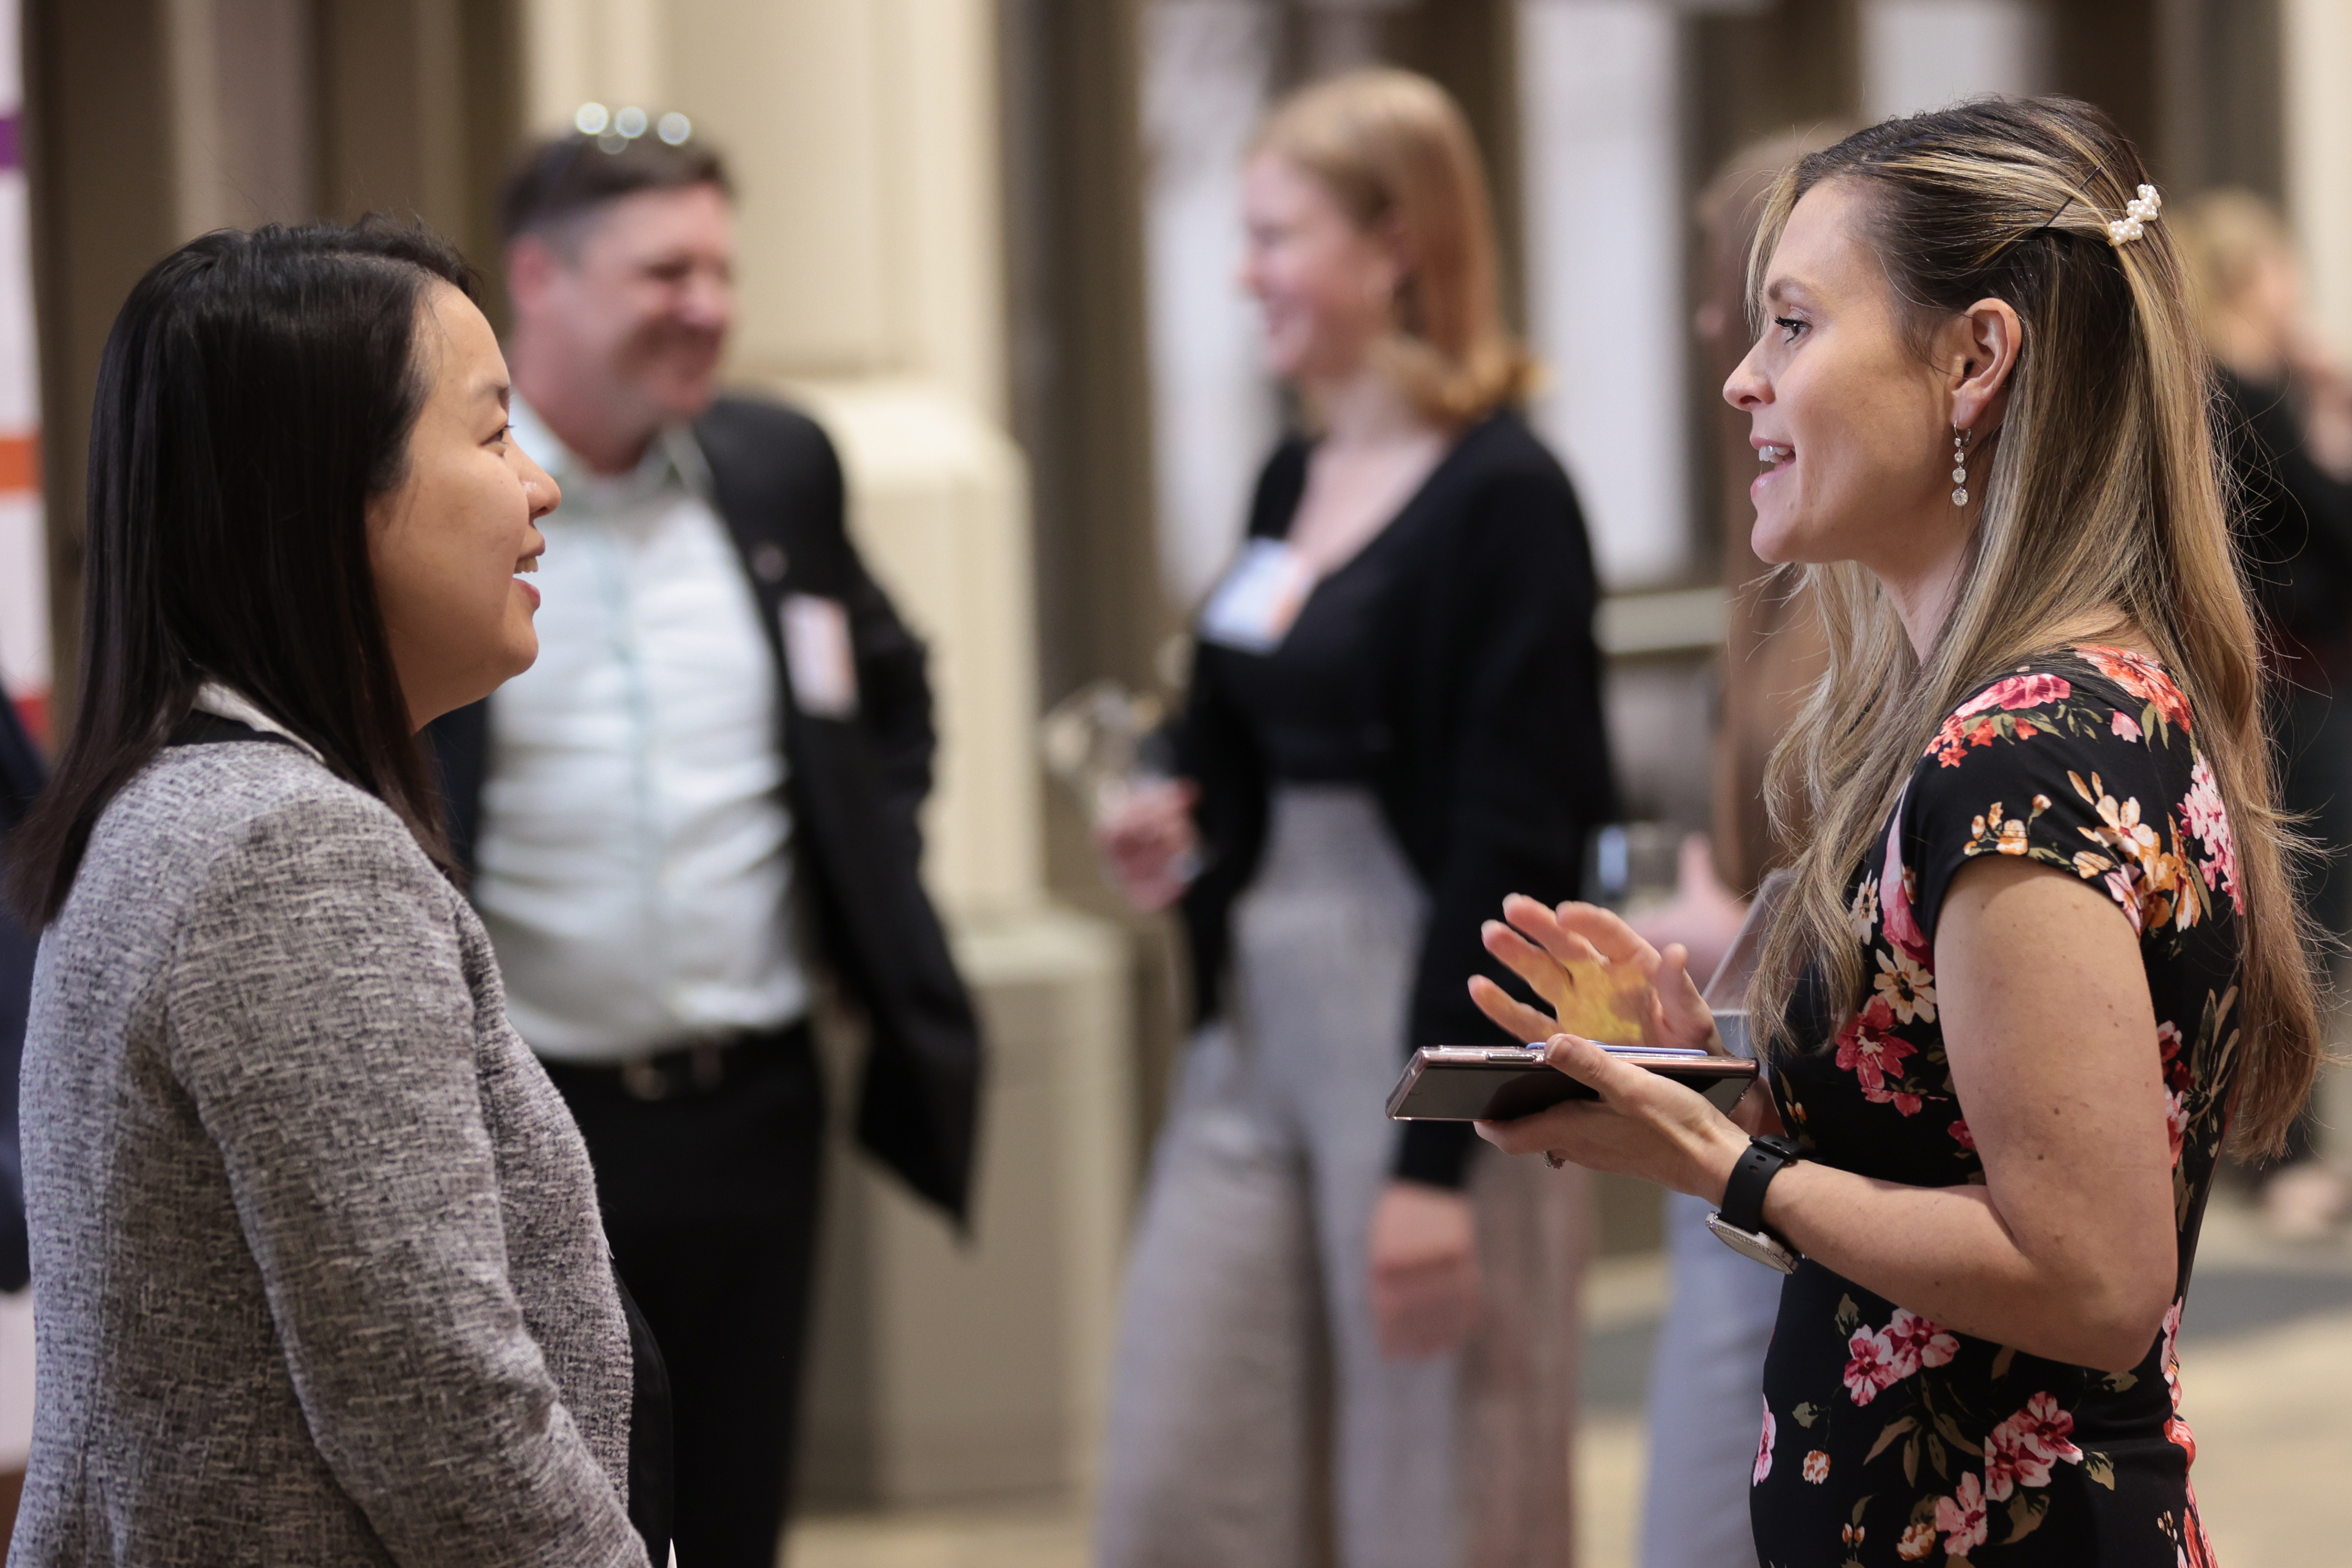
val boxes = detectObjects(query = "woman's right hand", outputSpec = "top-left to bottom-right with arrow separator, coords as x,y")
2292,329 -> 2352,480
1468,894 -> 1719,1054
1470,893 -> 1789,1140
1092,778 -> 1201,912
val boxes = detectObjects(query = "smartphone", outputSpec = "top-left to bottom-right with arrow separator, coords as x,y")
1384,1042 -> 1758,1122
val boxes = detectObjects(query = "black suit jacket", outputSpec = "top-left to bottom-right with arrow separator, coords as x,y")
428,395 -> 982,1222
0,685 -> 43,1290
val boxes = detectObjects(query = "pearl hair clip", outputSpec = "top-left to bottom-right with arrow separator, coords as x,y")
2107,184 -> 2162,247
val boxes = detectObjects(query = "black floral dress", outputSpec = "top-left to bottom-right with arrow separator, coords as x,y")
1749,647 -> 2239,1567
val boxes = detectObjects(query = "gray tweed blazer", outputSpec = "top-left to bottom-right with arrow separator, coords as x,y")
11,737 -> 646,1566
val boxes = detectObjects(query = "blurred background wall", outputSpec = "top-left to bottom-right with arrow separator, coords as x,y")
0,2 -> 35,748
15,0 -> 2352,1524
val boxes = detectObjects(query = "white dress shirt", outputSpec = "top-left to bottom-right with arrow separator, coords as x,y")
472,398 -> 810,1062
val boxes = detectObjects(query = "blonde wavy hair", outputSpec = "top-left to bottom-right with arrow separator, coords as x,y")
1743,98 -> 2320,1155
1252,68 -> 1534,427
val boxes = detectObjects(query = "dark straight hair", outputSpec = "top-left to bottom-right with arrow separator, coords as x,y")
6,218 -> 476,927
497,131 -> 732,248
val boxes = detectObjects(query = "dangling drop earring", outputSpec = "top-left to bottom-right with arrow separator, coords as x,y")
1950,427 -> 1970,507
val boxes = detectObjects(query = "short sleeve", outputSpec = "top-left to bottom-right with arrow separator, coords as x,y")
1894,656 -> 2230,952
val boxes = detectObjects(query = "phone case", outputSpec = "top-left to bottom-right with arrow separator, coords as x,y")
1384,1043 -> 1758,1122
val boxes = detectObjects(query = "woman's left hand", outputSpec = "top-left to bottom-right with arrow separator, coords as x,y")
1473,1032 -> 1749,1202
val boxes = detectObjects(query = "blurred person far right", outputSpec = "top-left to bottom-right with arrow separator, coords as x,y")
2176,189 -> 2352,1239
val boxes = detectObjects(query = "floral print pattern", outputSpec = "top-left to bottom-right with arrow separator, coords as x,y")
1935,1473 -> 1991,1556
1753,650 -> 2241,1567
1982,1393 -> 2083,1499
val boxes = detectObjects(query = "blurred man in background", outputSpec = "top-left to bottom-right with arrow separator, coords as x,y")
428,127 -> 982,1567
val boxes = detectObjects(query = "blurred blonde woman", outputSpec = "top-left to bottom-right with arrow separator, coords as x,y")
1094,69 -> 1613,1568
1476,99 -> 2318,1565
2175,189 -> 2352,1237
1630,128 -> 1846,1568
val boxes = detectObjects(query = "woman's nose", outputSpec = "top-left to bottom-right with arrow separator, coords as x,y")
1723,351 -> 1770,412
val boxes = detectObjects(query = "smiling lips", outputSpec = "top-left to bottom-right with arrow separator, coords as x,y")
1757,444 -> 1791,465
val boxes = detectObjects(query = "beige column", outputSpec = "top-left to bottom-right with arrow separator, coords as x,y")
522,0 -> 667,129
2283,0 -> 2352,358
162,0 -> 316,239
521,0 -> 1136,1508
28,0 -> 517,716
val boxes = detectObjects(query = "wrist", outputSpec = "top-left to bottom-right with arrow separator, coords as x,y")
1719,1135 -> 1803,1236
1696,1121 -> 1751,1205
1706,1133 -> 1804,1273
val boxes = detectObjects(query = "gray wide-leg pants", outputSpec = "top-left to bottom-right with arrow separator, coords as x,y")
1637,1190 -> 1778,1568
1095,787 -> 1587,1568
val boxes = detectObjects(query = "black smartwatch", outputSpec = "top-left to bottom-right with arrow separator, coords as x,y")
1707,1134 -> 1803,1273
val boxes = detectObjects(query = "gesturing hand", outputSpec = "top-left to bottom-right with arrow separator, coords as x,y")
1463,895 -> 1756,1201
1466,894 -> 1718,1054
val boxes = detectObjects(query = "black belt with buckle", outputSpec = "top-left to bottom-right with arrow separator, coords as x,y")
598,1021 -> 805,1103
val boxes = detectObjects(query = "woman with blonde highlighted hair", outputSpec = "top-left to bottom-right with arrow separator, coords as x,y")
1474,99 -> 2318,1565
1093,68 -> 1611,1568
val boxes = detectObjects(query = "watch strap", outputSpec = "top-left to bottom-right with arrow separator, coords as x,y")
1720,1134 -> 1801,1236
1706,1211 -> 1799,1274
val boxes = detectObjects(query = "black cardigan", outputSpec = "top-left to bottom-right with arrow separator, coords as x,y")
1167,411 -> 1617,1187
2217,368 -> 2352,692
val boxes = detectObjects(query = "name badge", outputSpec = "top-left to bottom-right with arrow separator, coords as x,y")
782,594 -> 858,718
1198,539 -> 1314,654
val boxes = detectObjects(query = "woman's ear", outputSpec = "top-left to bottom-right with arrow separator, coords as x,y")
1948,296 -> 2023,434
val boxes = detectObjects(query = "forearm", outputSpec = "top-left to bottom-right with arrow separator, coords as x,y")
286,1322 -> 645,1568
1756,1160 -> 2164,1372
227,1067 -> 646,1563
1487,1065 -> 2160,1371
1475,868 -> 2178,1378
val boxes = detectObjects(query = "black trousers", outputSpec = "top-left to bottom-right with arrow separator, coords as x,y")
545,1023 -> 825,1568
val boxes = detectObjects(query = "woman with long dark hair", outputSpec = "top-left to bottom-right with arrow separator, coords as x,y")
3,221 -> 660,1564
1474,99 -> 2318,1565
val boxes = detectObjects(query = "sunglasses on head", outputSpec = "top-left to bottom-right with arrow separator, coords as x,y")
571,103 -> 694,154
